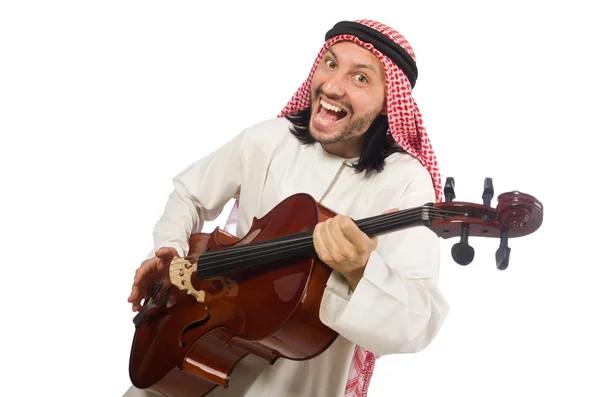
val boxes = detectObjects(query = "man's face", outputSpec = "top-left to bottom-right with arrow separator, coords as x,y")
309,41 -> 387,157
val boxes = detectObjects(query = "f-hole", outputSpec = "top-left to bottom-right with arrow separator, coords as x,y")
179,305 -> 211,348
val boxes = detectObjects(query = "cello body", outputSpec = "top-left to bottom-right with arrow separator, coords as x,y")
129,193 -> 339,396
128,184 -> 544,396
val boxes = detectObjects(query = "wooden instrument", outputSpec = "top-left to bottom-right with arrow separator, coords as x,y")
128,177 -> 543,397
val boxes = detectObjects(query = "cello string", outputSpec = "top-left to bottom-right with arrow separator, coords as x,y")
191,208 -> 438,264
192,207 -> 464,271
193,206 -> 464,262
192,209 -> 464,274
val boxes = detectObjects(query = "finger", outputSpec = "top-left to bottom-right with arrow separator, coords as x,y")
130,262 -> 154,303
382,208 -> 399,214
137,255 -> 166,284
156,248 -> 179,272
313,223 -> 330,261
128,282 -> 145,304
321,219 -> 350,265
319,219 -> 338,255
338,216 -> 376,253
133,262 -> 153,286
131,297 -> 142,311
129,290 -> 143,311
130,282 -> 153,311
328,217 -> 357,259
132,301 -> 143,312
128,284 -> 137,301
156,247 -> 178,259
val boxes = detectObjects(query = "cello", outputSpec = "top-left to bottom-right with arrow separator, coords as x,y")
128,177 -> 543,397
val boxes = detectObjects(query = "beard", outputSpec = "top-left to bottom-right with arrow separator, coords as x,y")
314,111 -> 379,144
309,88 -> 381,145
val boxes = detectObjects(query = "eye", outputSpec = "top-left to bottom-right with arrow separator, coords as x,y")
325,59 -> 336,68
354,74 -> 368,83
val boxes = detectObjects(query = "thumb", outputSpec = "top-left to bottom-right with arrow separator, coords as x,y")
382,208 -> 399,214
155,247 -> 179,259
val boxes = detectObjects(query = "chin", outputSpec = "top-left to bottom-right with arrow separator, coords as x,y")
309,121 -> 345,144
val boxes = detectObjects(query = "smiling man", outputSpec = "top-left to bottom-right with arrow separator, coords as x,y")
125,19 -> 449,397
309,41 -> 387,157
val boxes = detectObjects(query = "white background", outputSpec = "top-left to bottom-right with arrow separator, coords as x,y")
1,1 -> 598,396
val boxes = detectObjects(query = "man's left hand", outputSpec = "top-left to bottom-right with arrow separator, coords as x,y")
313,214 -> 378,290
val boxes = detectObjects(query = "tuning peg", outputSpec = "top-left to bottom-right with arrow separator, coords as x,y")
495,231 -> 511,270
444,177 -> 455,202
451,224 -> 475,266
482,177 -> 494,207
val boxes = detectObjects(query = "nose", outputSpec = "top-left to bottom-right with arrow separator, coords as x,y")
322,73 -> 346,98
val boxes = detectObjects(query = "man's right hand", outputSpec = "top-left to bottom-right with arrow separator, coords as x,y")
127,247 -> 179,312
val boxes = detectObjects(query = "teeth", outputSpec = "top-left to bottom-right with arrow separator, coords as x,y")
317,113 -> 337,124
320,99 -> 343,113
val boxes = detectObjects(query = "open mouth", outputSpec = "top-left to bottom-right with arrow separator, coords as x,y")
315,98 -> 348,127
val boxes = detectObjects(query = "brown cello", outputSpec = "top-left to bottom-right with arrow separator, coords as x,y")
128,177 -> 543,397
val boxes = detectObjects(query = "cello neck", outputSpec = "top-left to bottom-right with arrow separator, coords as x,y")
354,204 -> 435,237
195,204 -> 437,279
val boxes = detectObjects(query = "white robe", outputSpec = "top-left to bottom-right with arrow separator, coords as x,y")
124,117 -> 450,397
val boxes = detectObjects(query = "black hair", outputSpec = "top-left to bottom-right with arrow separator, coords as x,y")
284,107 -> 406,174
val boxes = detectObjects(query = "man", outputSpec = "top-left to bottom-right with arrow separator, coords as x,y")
125,19 -> 449,397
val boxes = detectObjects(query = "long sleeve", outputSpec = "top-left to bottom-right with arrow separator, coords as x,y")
319,172 -> 450,356
148,131 -> 246,258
